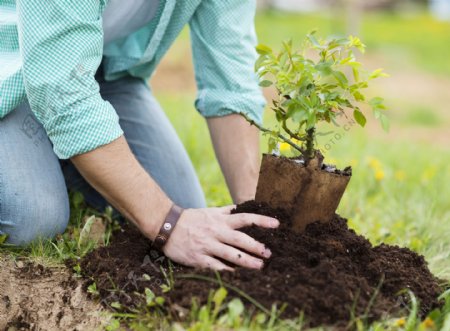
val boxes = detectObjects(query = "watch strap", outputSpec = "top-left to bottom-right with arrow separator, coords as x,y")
153,204 -> 183,250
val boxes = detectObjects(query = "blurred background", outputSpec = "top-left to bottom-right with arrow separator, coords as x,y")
150,0 -> 450,277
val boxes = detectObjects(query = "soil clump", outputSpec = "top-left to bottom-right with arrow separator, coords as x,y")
80,201 -> 444,327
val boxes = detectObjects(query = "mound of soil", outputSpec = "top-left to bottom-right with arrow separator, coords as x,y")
80,201 -> 444,327
0,258 -> 108,331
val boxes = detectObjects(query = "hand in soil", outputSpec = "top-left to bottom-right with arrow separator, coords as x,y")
162,206 -> 279,271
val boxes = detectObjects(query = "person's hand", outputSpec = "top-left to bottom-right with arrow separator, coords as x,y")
162,206 -> 279,271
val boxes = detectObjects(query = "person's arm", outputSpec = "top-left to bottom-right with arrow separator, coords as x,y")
18,0 -> 278,270
72,137 -> 278,271
189,0 -> 266,202
207,115 -> 260,204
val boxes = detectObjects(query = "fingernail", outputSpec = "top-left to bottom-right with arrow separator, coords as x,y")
264,248 -> 272,258
271,219 -> 280,227
255,259 -> 264,269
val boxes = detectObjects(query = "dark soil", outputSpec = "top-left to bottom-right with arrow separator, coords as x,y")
79,201 -> 444,327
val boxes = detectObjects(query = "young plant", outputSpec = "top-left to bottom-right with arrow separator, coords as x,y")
252,32 -> 388,165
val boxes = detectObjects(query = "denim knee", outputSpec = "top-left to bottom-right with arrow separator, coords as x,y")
0,192 -> 70,246
0,99 -> 71,246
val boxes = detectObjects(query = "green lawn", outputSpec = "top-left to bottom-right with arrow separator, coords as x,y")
2,8 -> 450,331
255,10 -> 450,76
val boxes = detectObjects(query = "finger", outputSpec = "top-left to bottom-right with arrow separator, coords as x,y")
218,229 -> 271,259
210,243 -> 265,270
228,213 -> 279,230
198,255 -> 234,272
218,205 -> 237,214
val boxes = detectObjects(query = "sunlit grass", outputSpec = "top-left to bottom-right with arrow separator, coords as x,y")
254,10 -> 450,76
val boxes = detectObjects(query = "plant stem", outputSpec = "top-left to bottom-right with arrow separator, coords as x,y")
282,119 -> 305,142
305,127 -> 316,162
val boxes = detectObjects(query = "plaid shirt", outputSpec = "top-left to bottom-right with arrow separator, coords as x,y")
0,0 -> 265,159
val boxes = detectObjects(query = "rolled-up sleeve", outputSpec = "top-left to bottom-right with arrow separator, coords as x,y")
17,0 -> 123,159
189,0 -> 266,125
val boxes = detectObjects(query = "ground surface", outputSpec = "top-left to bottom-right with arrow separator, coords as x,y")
0,258 -> 107,331
79,201 -> 444,328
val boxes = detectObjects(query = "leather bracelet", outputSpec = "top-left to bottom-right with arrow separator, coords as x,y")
152,204 -> 184,250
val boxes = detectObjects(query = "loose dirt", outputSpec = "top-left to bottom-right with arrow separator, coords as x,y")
80,201 -> 444,328
0,258 -> 108,331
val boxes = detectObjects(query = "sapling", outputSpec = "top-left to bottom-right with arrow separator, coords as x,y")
250,32 -> 388,165
250,32 -> 389,231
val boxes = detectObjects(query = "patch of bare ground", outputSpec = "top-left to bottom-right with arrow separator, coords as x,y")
0,257 -> 108,331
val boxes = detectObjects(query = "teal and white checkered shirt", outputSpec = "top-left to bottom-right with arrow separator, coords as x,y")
0,0 -> 265,159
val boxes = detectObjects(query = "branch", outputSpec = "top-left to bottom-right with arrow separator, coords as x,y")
282,119 -> 306,142
242,115 -> 305,154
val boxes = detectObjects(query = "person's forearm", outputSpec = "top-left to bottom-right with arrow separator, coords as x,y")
71,136 -> 172,240
207,114 -> 260,204
71,134 -> 279,271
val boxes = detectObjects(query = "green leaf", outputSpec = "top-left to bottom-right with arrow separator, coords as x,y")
282,39 -> 293,53
227,298 -> 244,317
87,282 -> 99,296
268,136 -> 278,153
369,68 -> 389,80
379,113 -> 390,132
73,264 -> 81,274
352,90 -> 365,101
254,55 -> 267,73
255,313 -> 267,324
110,302 -> 121,309
78,215 -> 96,250
373,108 -> 381,119
155,296 -> 165,306
348,35 -> 366,53
369,97 -> 387,110
145,288 -> 155,306
0,234 -> 8,245
307,31 -> 323,48
332,70 -> 349,87
106,319 -> 120,331
213,287 -> 228,308
255,44 -> 272,55
306,111 -> 317,129
328,38 -> 349,50
259,80 -> 273,87
315,61 -> 332,76
353,108 -> 367,127
352,67 -> 360,82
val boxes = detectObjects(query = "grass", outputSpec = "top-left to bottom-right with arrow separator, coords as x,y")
1,7 -> 450,331
254,10 -> 450,76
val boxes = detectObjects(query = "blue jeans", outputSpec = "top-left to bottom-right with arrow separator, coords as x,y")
0,75 -> 206,245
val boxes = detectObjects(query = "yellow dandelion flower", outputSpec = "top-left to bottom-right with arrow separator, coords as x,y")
394,170 -> 406,181
368,157 -> 381,169
421,317 -> 435,329
375,169 -> 385,181
421,167 -> 437,182
279,142 -> 291,152
394,317 -> 406,327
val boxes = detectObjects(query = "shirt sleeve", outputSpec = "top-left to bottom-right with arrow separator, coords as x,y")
17,0 -> 123,159
189,0 -> 266,125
